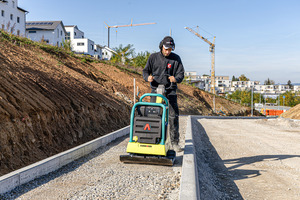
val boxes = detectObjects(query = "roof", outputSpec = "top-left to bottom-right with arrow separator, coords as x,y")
65,25 -> 78,28
0,1 -> 28,12
64,25 -> 81,32
101,46 -> 117,54
26,21 -> 65,32
17,6 -> 28,13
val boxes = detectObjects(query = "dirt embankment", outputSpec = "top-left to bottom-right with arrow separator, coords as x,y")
0,39 -> 132,175
0,33 -> 255,176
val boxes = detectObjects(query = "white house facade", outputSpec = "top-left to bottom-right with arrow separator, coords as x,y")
65,25 -> 84,40
26,21 -> 66,47
65,25 -> 101,58
0,0 -> 27,36
101,46 -> 116,60
73,38 -> 95,56
94,44 -> 102,59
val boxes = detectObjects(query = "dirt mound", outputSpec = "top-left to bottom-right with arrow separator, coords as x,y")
280,103 -> 300,120
0,32 -> 256,176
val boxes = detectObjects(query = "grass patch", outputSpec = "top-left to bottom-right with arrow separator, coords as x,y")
113,63 -> 141,75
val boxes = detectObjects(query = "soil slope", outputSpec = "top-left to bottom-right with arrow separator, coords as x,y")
0,33 -> 255,176
280,103 -> 300,120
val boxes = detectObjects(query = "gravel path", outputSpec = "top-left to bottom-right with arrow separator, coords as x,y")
1,116 -> 187,200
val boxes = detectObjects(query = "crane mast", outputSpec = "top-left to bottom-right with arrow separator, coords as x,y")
184,27 -> 216,94
104,19 -> 156,48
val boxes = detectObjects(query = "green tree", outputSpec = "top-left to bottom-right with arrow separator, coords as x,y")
228,89 -> 264,105
264,78 -> 275,85
279,91 -> 300,107
111,44 -> 135,65
287,80 -> 293,89
232,75 -> 239,81
239,74 -> 249,81
62,39 -> 72,51
132,51 -> 150,68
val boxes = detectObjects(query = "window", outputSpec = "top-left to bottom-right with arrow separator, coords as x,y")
77,42 -> 84,46
1,10 -> 4,17
10,14 -> 13,20
61,30 -> 62,36
28,30 -> 36,33
91,44 -> 94,50
57,30 -> 59,38
17,30 -> 20,36
17,17 -> 20,23
12,1 -> 15,8
65,32 -> 70,40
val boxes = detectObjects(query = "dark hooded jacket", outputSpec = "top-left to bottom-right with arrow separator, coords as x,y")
143,51 -> 185,90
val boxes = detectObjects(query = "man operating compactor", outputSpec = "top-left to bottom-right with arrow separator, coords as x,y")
142,36 -> 185,152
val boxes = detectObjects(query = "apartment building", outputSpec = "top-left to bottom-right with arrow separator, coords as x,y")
184,71 -> 299,95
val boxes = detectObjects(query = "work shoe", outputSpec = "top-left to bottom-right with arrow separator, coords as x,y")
173,144 -> 183,152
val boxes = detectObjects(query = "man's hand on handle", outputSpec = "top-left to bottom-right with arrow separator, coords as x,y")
148,75 -> 154,82
168,76 -> 177,83
148,75 -> 176,83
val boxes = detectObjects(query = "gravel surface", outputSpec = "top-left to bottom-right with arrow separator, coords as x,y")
1,116 -> 187,200
193,117 -> 300,200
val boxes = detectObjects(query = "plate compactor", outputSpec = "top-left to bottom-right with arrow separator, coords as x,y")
120,85 -> 176,166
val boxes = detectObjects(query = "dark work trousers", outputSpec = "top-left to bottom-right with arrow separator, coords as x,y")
151,89 -> 179,145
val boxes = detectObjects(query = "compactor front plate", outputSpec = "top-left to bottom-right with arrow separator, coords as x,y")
120,153 -> 175,166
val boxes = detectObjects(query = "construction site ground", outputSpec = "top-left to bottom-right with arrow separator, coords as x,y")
194,118 -> 300,200
2,117 -> 300,200
0,35 -> 257,176
1,32 -> 300,199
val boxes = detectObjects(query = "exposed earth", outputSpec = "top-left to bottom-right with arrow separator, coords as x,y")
281,103 -> 300,119
0,31 -> 262,176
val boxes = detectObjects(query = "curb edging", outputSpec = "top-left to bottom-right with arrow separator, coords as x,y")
179,116 -> 200,200
0,126 -> 130,194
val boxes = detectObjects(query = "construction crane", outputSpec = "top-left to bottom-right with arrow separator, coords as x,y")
184,26 -> 216,94
104,19 -> 156,48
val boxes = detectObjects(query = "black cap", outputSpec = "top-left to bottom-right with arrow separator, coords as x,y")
162,36 -> 175,50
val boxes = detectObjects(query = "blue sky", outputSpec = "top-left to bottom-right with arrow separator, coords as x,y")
19,0 -> 300,84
